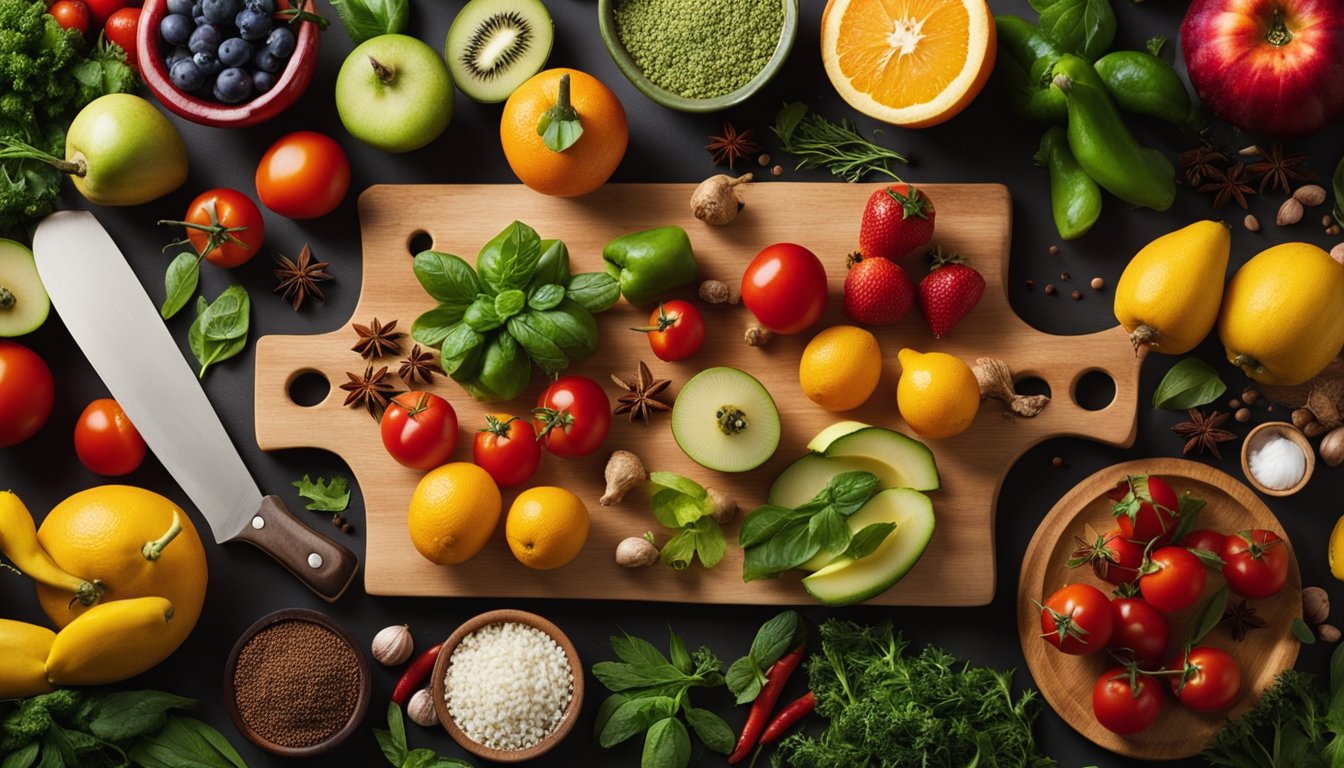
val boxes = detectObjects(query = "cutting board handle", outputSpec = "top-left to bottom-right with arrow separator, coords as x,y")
227,496 -> 359,602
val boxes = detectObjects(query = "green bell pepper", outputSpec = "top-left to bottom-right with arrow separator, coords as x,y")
602,225 -> 698,306
1035,126 -> 1102,241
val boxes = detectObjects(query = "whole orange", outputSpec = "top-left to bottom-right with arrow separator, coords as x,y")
501,68 -> 628,197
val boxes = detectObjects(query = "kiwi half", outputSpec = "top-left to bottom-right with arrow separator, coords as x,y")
445,0 -> 554,103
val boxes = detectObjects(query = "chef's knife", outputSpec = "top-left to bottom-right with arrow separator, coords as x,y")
32,210 -> 358,601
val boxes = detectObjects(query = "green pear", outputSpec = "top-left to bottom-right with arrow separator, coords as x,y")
335,34 -> 454,153
64,94 -> 189,206
0,239 -> 49,337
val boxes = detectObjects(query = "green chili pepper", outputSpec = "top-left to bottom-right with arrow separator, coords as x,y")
1051,55 -> 1176,212
995,15 -> 1066,124
602,225 -> 698,306
1094,51 -> 1205,132
1035,126 -> 1102,241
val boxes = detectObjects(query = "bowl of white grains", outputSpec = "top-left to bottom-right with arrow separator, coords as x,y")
430,609 -> 583,762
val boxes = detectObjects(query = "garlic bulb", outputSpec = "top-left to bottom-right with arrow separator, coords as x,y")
371,624 -> 413,666
407,688 -> 439,727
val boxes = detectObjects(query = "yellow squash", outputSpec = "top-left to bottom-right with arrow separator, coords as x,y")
0,491 -> 103,606
45,596 -> 175,686
1218,242 -> 1344,386
1113,221 -> 1230,354
0,619 -> 56,698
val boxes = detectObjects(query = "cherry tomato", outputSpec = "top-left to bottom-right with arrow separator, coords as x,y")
1107,598 -> 1170,669
380,392 -> 458,471
1139,546 -> 1208,613
81,0 -> 126,28
104,7 -> 140,67
173,189 -> 266,268
255,131 -> 351,220
1180,528 -> 1228,556
74,398 -> 146,476
0,341 -> 54,448
50,0 -> 90,34
534,376 -> 611,459
1221,529 -> 1290,599
1169,646 -> 1242,712
1069,526 -> 1144,585
740,243 -> 828,335
1040,583 -> 1113,655
1108,474 -> 1181,544
473,414 -> 541,488
635,300 -> 705,362
1092,667 -> 1163,735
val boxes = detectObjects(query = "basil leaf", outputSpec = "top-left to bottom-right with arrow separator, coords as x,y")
599,697 -> 660,748
128,716 -> 245,768
684,707 -> 734,755
506,312 -> 569,374
474,332 -> 530,402
1030,0 -> 1115,60
612,633 -> 670,668
413,251 -> 480,303
659,530 -> 697,570
844,522 -> 897,560
494,288 -> 526,320
809,507 -> 850,555
160,253 -> 199,320
534,300 -> 599,360
566,272 -> 621,313
828,471 -> 881,516
527,283 -> 565,311
749,611 -> 805,670
650,472 -> 708,500
200,284 -> 249,340
668,630 -> 692,674
404,748 -> 440,768
1188,584 -> 1229,646
642,717 -> 690,768
412,306 -> 468,348
463,295 -> 504,333
420,760 -> 473,768
690,517 -> 726,568
743,520 -> 821,582
326,0 -> 407,44
594,694 -> 630,742
1153,358 -> 1227,410
57,728 -> 99,756
198,335 -> 247,378
439,323 -> 485,378
87,690 -> 198,741
529,239 -> 571,289
39,729 -> 68,768
478,221 -> 542,294
2,743 -> 38,768
539,110 -> 584,153
739,505 -> 809,548
1332,639 -> 1344,703
775,102 -> 809,143
1169,493 -> 1207,545
725,656 -> 764,704
591,661 -> 689,692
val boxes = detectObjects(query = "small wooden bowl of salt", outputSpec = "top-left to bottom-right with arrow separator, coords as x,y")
430,609 -> 583,762
1242,422 -> 1315,497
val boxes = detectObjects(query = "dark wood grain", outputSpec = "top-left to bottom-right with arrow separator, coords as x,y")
227,495 -> 360,602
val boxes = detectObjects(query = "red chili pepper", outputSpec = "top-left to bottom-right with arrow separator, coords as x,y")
727,645 -> 806,764
391,642 -> 443,706
759,690 -> 815,745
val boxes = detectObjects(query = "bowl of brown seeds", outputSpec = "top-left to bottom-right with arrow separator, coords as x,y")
224,608 -> 372,757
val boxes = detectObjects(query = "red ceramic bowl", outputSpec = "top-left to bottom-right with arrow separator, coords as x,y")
137,0 -> 319,127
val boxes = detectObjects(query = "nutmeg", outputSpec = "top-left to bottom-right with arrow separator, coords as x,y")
1320,426 -> 1344,467
371,624 -> 413,666
1277,197 -> 1305,226
1303,586 -> 1331,625
407,688 -> 439,727
698,280 -> 740,305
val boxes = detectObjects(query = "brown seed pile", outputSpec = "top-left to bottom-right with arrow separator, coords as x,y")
233,620 -> 361,748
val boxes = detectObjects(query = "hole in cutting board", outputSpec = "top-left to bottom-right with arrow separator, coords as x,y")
407,230 -> 433,256
288,370 -> 330,407
1014,376 -> 1051,401
1074,370 -> 1117,411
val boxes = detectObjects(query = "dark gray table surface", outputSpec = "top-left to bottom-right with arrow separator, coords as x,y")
6,0 -> 1344,765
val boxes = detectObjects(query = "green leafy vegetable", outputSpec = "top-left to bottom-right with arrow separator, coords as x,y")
292,474 -> 351,512
326,0 -> 407,44
1167,493 -> 1207,546
771,102 -> 909,183
187,285 -> 250,378
1187,585 -> 1229,646
160,252 -> 201,319
725,610 -> 805,704
740,472 -> 880,582
1029,0 -> 1116,61
373,702 -> 473,768
1153,358 -> 1227,410
646,472 -> 727,570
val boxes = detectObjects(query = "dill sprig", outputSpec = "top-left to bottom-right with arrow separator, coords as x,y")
771,102 -> 908,183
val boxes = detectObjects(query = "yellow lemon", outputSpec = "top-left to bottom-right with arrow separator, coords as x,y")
408,463 -> 502,565
799,325 -> 883,411
1218,242 -> 1344,386
1114,221 -> 1231,354
896,349 -> 980,438
505,487 -> 589,570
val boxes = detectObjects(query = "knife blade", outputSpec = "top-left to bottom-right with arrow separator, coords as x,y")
32,210 -> 358,602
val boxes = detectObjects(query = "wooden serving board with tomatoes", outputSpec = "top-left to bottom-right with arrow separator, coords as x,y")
253,182 -> 1142,605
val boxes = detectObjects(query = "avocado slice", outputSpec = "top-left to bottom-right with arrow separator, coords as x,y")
0,239 -> 49,337
802,488 -> 935,606
768,425 -> 940,508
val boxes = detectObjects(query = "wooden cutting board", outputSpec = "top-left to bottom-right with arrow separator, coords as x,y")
254,183 -> 1142,605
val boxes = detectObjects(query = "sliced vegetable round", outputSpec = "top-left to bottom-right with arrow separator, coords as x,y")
74,398 -> 147,476
671,367 -> 780,474
255,131 -> 351,220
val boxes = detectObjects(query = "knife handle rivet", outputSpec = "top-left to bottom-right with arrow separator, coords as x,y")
251,516 -> 265,530
307,553 -> 323,569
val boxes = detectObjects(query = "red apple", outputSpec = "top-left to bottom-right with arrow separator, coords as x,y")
1181,0 -> 1344,137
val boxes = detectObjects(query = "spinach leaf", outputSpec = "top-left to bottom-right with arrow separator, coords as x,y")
439,323 -> 485,379
1030,0 -> 1115,61
566,272 -> 621,313
87,691 -> 197,742
1153,358 -> 1226,410
642,717 -> 690,768
326,0 -> 408,44
478,221 -> 542,294
683,707 -> 733,755
506,312 -> 569,374
412,306 -> 468,348
843,522 -> 897,560
188,286 -> 250,378
413,251 -> 480,303
463,295 -> 504,333
527,283 -> 565,311
160,253 -> 200,320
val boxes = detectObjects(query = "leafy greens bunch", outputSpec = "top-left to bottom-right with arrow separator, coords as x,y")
649,472 -> 727,570
412,221 -> 621,402
374,702 -> 472,768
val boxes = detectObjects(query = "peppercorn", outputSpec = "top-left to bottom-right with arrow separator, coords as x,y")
1025,280 -> 1035,291
1090,277 -> 1103,290
1060,271 -> 1070,280
1048,245 -> 1059,256
1071,289 -> 1082,300
1052,456 -> 1068,469
1044,284 -> 1056,296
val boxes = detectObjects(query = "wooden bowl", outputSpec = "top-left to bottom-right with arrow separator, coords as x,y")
223,608 -> 372,757
136,0 -> 320,127
1018,458 -> 1301,760
1241,421 -> 1315,497
429,609 -> 583,763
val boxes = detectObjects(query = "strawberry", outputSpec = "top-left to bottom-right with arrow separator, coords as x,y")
844,252 -> 914,325
918,248 -> 984,338
858,184 -> 936,261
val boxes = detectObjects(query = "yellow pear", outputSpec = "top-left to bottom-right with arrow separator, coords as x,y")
1113,221 -> 1230,355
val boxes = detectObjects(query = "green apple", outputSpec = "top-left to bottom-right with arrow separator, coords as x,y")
0,239 -> 49,337
65,94 -> 189,205
335,34 -> 455,153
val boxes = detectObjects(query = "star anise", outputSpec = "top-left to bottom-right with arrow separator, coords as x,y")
339,364 -> 399,420
1178,147 -> 1229,187
272,244 -> 332,311
705,122 -> 762,170
1246,143 -> 1318,195
1172,408 -> 1237,458
1219,599 -> 1268,641
351,317 -> 404,359
398,344 -> 438,387
612,361 -> 672,425
1197,163 -> 1256,210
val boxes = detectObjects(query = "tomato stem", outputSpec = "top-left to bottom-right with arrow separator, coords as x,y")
630,303 -> 679,334
158,200 -> 251,262
478,414 -> 518,437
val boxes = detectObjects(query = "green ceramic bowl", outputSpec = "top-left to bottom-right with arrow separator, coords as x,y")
597,0 -> 799,113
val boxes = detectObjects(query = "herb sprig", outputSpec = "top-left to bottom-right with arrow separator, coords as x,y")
725,610 -> 806,704
649,472 -> 726,570
772,103 -> 908,183
293,474 -> 351,512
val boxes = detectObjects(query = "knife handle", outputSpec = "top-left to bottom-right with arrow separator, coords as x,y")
228,496 -> 359,602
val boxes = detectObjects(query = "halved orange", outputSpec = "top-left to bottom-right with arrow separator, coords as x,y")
821,0 -> 996,128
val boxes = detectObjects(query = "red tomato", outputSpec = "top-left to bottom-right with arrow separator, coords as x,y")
1139,546 -> 1208,613
740,243 -> 828,335
1180,528 -> 1227,556
1107,598 -> 1170,669
473,414 -> 541,488
172,189 -> 266,268
0,341 -> 54,448
104,7 -> 140,67
380,392 -> 458,471
81,0 -> 125,28
1092,667 -> 1163,735
50,0 -> 90,33
1040,583 -> 1113,655
1068,526 -> 1144,585
1108,474 -> 1181,544
1221,529 -> 1290,600
1170,646 -> 1242,712
534,376 -> 610,458
255,131 -> 351,220
74,398 -> 146,476
635,300 -> 705,362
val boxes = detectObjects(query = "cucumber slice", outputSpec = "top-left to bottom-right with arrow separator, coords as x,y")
802,487 -> 935,606
671,367 -> 780,473
825,427 -> 940,491
445,0 -> 554,103
0,240 -> 49,337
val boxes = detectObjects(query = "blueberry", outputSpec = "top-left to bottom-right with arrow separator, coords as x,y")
167,0 -> 193,14
214,67 -> 253,103
201,0 -> 240,24
169,59 -> 205,91
159,14 -> 193,46
244,0 -> 275,12
166,45 -> 193,66
253,50 -> 284,73
192,50 -> 222,76
218,37 -> 252,67
252,69 -> 276,94
188,24 -> 221,54
264,26 -> 294,58
234,8 -> 271,41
